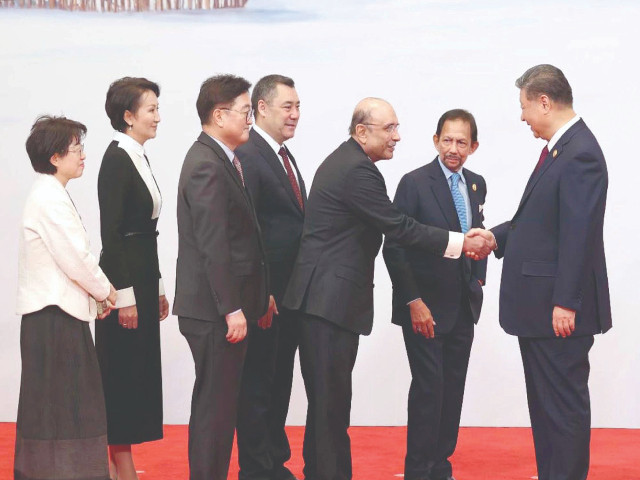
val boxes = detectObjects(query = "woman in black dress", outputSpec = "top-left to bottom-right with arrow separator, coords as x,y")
96,77 -> 169,480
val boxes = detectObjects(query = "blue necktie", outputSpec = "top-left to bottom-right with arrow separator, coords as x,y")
450,172 -> 468,233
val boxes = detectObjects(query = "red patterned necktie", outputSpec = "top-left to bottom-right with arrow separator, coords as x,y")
534,145 -> 549,175
279,146 -> 304,210
233,155 -> 245,186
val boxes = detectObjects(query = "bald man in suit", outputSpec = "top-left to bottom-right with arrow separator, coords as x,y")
282,98 -> 496,480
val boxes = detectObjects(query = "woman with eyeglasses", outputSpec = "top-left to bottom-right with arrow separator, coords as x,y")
15,115 -> 117,480
96,77 -> 169,480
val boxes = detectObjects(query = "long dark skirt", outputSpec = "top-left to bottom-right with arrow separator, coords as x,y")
95,235 -> 163,445
14,305 -> 109,480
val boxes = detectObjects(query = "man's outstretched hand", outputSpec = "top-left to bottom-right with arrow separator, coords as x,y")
463,228 -> 497,260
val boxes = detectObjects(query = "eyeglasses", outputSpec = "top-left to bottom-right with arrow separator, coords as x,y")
362,123 -> 400,134
220,108 -> 254,122
68,144 -> 84,154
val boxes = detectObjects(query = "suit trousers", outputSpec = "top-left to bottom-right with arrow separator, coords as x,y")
179,316 -> 248,480
401,306 -> 474,480
519,335 -> 594,480
238,309 -> 299,480
270,310 -> 300,478
299,313 -> 359,480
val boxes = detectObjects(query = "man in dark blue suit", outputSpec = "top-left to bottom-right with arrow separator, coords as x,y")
488,65 -> 612,480
383,109 -> 486,480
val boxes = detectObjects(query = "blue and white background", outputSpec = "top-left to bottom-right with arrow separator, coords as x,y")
1,0 -> 638,427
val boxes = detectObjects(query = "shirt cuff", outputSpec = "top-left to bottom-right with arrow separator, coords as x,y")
444,231 -> 464,259
225,309 -> 242,319
159,278 -> 165,297
406,298 -> 420,305
115,286 -> 136,309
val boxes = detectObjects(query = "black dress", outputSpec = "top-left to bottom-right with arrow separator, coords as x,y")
95,139 -> 163,445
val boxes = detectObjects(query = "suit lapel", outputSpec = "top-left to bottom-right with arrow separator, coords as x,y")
464,170 -> 482,228
428,158 -> 461,231
515,120 -> 585,217
197,132 -> 250,204
251,130 -> 305,214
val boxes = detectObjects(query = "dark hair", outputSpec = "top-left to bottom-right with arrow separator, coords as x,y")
515,64 -> 573,107
25,115 -> 87,174
105,77 -> 160,132
196,74 -> 252,125
435,109 -> 478,143
251,74 -> 295,113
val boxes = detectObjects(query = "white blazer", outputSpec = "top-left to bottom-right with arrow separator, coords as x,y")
17,174 -> 110,322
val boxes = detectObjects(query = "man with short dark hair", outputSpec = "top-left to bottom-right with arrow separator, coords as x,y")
383,109 -> 485,480
173,74 -> 269,480
235,74 -> 305,480
282,98 -> 496,480
489,64 -> 612,480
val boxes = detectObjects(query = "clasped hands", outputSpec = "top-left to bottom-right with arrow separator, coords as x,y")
463,228 -> 497,260
113,294 -> 170,329
96,283 -> 118,320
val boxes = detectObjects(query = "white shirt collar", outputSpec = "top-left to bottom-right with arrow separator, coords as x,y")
252,124 -> 285,156
548,115 -> 581,151
113,131 -> 145,157
206,133 -> 235,162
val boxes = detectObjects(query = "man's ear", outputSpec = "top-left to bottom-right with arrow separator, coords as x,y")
354,124 -> 368,143
539,94 -> 551,113
212,108 -> 225,128
257,99 -> 268,118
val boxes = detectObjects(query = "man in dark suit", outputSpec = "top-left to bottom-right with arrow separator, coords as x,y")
383,109 -> 486,480
282,98 -> 496,480
488,65 -> 612,480
235,74 -> 305,480
173,74 -> 269,480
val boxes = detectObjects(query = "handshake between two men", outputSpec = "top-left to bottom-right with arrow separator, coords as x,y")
462,228 -> 496,260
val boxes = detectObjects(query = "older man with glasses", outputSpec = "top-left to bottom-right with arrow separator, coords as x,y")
282,97 -> 496,480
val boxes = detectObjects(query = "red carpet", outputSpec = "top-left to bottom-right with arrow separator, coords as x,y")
1,423 -> 638,479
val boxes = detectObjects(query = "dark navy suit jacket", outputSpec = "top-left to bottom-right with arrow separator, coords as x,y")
236,128 -> 307,303
383,158 -> 487,333
492,119 -> 612,338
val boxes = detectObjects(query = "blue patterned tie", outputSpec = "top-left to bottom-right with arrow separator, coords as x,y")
450,172 -> 468,233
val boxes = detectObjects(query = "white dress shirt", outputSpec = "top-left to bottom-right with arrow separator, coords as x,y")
548,115 -> 581,151
17,174 -> 111,322
113,131 -> 162,219
251,124 -> 301,187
